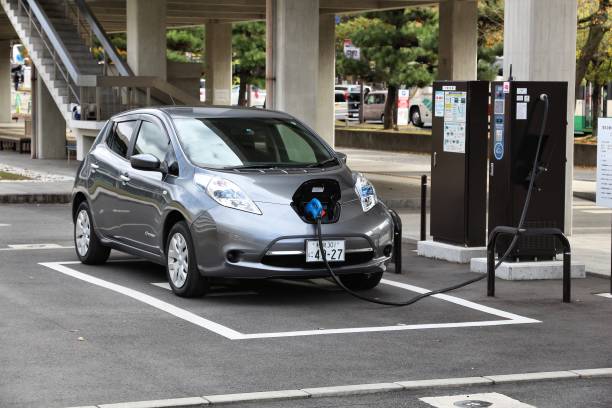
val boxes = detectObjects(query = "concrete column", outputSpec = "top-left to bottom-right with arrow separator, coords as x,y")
503,0 -> 577,233
35,77 -> 66,159
204,23 -> 233,105
266,0 -> 319,128
315,14 -> 335,146
437,0 -> 478,80
127,0 -> 167,79
0,41 -> 11,123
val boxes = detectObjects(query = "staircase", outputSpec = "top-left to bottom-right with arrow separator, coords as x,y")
0,0 -> 202,158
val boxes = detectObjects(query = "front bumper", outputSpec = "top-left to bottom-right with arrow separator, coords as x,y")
190,200 -> 394,279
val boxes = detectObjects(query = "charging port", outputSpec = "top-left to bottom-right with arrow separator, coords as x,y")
291,179 -> 341,224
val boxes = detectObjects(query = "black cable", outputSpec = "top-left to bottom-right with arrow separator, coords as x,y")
317,94 -> 550,307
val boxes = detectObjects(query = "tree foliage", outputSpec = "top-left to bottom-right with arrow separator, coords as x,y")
232,22 -> 266,105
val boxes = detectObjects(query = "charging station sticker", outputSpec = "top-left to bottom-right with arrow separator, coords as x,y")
494,142 -> 504,160
516,102 -> 528,120
434,91 -> 445,117
443,122 -> 466,153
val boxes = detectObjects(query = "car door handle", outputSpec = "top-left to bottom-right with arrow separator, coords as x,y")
120,174 -> 131,182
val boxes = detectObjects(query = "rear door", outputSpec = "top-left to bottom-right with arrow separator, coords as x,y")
88,119 -> 138,239
119,116 -> 173,255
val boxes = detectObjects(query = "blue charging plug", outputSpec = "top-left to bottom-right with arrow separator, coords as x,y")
305,198 -> 323,220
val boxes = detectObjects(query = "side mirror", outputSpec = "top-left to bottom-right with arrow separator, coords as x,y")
131,153 -> 161,172
336,151 -> 348,164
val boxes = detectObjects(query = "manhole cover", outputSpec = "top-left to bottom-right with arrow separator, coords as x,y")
453,401 -> 493,408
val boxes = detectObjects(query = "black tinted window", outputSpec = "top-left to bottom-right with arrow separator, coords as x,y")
106,121 -> 136,158
133,121 -> 170,162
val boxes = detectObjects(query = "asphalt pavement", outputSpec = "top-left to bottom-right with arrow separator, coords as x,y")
0,204 -> 610,407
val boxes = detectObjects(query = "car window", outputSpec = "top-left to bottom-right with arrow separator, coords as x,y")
277,124 -> 316,163
106,121 -> 137,158
173,117 -> 333,169
335,93 -> 346,103
133,121 -> 170,162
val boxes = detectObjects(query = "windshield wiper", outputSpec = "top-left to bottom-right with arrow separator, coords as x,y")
306,157 -> 339,168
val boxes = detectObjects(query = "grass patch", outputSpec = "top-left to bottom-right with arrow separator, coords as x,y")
0,171 -> 30,181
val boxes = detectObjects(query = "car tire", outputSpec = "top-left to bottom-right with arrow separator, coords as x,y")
338,271 -> 383,291
166,221 -> 209,297
411,108 -> 424,127
380,114 -> 385,123
74,201 -> 110,265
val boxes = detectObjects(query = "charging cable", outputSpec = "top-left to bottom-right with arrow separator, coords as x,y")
314,94 -> 549,307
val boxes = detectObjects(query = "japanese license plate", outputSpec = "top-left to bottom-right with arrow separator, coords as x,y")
306,240 -> 345,263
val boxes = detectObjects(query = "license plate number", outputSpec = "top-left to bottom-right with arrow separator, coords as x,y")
306,240 -> 345,263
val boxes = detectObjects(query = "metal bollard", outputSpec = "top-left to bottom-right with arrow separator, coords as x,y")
420,175 -> 427,241
388,209 -> 402,274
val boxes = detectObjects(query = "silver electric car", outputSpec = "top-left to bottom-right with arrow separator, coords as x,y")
72,107 -> 394,297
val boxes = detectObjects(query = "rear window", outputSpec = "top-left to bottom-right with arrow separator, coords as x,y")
335,93 -> 346,102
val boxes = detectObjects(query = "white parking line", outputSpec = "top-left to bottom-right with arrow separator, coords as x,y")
151,282 -> 257,297
0,243 -> 74,251
39,261 -> 540,340
0,223 -> 10,227
596,293 -> 612,298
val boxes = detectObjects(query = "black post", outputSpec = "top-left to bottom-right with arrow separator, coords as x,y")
563,250 -> 571,303
420,175 -> 427,241
487,241 -> 496,297
388,209 -> 402,274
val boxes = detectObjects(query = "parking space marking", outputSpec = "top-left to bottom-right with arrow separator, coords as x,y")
1,243 -> 74,251
151,282 -> 258,297
39,261 -> 540,340
39,261 -> 244,340
420,392 -> 536,407
0,223 -> 10,227
596,293 -> 612,298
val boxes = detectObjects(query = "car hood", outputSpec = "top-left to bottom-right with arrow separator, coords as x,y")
195,165 -> 359,205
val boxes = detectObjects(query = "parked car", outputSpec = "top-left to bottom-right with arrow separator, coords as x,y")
408,86 -> 433,127
231,85 -> 266,108
335,84 -> 372,94
72,107 -> 394,297
334,90 -> 349,120
363,90 -> 387,122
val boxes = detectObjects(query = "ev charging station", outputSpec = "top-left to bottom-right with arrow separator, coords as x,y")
488,81 -> 568,260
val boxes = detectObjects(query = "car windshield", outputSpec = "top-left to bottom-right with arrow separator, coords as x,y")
173,117 -> 335,169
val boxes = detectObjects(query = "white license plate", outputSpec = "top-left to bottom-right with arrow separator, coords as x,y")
306,240 -> 345,263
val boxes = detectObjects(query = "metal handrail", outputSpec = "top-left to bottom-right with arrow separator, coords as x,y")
23,0 -> 86,85
71,0 -> 133,76
17,0 -> 80,103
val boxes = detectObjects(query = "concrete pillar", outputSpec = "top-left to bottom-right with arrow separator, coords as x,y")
503,0 -> 577,233
266,0 -> 319,128
0,41 -> 11,123
205,23 -> 233,105
127,0 -> 167,79
316,14 -> 335,146
35,77 -> 66,159
437,0 -> 478,80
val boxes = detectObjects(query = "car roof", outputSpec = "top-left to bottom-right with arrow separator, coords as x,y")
111,106 -> 292,121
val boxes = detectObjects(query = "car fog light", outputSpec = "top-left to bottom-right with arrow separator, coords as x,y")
227,250 -> 241,263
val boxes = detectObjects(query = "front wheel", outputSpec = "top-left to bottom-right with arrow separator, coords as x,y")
166,221 -> 209,297
338,271 -> 383,291
74,201 -> 110,264
411,108 -> 424,127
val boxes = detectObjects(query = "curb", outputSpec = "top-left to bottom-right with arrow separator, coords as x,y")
66,367 -> 612,408
0,193 -> 71,204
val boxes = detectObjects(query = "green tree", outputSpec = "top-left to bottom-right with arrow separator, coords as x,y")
477,0 -> 504,80
337,8 -> 438,129
577,0 -> 611,135
232,22 -> 266,106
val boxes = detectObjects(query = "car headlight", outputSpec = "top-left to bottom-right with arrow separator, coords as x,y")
194,174 -> 262,215
354,173 -> 377,212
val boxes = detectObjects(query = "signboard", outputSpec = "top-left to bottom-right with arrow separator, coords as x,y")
343,39 -> 360,60
596,117 -> 612,208
397,88 -> 410,126
442,91 -> 467,154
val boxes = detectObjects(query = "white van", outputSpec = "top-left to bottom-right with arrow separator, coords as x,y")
408,86 -> 433,127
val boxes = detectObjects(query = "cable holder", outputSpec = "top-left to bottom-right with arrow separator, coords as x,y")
486,226 -> 572,303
